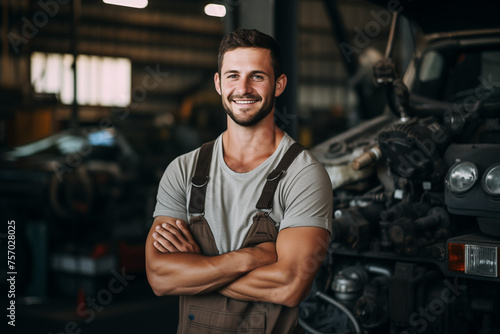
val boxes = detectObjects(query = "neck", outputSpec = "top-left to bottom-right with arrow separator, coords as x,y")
222,114 -> 284,172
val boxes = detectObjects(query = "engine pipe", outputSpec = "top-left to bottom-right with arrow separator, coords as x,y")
351,146 -> 382,171
315,291 -> 363,334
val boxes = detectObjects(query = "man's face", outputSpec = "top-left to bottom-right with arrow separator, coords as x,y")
214,47 -> 286,127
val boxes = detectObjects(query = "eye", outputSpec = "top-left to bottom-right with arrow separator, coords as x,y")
252,74 -> 264,80
227,74 -> 238,79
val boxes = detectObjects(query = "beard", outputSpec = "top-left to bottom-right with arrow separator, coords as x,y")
222,92 -> 275,127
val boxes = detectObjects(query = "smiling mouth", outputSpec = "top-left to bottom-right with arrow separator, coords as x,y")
232,100 -> 258,105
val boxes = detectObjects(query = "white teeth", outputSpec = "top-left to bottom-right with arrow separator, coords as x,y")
234,100 -> 256,104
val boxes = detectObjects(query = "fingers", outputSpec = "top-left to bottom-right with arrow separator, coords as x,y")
154,223 -> 183,252
153,229 -> 178,253
152,220 -> 201,254
174,221 -> 201,253
175,220 -> 196,242
153,239 -> 168,252
163,222 -> 189,244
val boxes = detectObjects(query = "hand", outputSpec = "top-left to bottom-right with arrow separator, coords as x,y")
153,220 -> 201,254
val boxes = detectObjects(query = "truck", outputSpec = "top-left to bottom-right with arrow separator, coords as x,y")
300,1 -> 500,333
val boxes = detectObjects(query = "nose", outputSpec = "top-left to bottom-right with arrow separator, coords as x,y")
236,77 -> 252,95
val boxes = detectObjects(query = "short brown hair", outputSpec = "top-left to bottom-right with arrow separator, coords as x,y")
217,28 -> 283,80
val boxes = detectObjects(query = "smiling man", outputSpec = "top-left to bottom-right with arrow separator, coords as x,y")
145,29 -> 333,334
218,47 -> 277,127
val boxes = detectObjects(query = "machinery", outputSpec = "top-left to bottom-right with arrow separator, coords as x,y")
302,2 -> 500,333
0,127 -> 156,298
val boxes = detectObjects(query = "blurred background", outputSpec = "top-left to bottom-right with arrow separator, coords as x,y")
0,0 -> 413,333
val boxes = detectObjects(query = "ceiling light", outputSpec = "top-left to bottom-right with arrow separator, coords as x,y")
204,3 -> 226,17
103,0 -> 148,9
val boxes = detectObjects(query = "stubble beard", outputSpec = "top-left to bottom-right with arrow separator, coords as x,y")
222,93 -> 275,127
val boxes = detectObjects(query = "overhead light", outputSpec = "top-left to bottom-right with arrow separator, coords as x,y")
204,3 -> 226,17
103,0 -> 148,9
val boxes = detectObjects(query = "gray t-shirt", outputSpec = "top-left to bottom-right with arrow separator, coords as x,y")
153,132 -> 333,254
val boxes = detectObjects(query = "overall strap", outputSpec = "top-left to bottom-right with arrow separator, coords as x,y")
256,142 -> 306,211
189,140 -> 215,215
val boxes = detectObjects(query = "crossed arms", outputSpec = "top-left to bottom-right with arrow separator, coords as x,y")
145,216 -> 330,307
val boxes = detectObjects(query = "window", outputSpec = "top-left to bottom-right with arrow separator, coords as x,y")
418,51 -> 444,83
31,52 -> 131,107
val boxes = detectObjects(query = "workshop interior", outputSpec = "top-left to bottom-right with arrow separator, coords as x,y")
1,0 -> 500,333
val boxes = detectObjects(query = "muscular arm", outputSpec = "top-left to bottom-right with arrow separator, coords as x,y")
218,226 -> 330,307
145,216 -> 277,296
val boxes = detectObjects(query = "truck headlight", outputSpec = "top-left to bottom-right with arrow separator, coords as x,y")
445,161 -> 478,194
482,163 -> 500,196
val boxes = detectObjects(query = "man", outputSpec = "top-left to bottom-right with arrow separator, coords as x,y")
146,28 -> 333,333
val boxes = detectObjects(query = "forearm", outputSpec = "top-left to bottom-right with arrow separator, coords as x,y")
219,226 -> 330,307
219,260 -> 311,307
147,246 -> 267,296
146,217 -> 278,296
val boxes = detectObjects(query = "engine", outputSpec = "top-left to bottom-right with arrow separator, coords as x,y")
303,60 -> 500,333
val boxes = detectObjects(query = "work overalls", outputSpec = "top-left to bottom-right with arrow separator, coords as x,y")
177,141 -> 305,334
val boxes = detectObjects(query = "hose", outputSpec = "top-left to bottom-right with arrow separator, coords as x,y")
298,291 -> 363,334
364,264 -> 392,277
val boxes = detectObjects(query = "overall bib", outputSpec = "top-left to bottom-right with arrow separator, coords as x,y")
177,141 -> 305,334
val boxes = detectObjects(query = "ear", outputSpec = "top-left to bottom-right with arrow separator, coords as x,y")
274,74 -> 287,97
214,72 -> 221,95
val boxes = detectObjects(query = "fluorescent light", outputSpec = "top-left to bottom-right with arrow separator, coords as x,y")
204,4 -> 226,17
103,0 -> 148,9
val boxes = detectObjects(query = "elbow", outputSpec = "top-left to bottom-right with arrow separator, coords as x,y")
148,273 -> 178,296
146,263 -> 175,296
147,272 -> 169,296
280,289 -> 308,308
150,281 -> 167,297
281,297 -> 301,308
151,285 -> 166,297
275,275 -> 311,308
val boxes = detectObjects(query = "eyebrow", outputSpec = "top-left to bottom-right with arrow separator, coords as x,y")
223,70 -> 269,76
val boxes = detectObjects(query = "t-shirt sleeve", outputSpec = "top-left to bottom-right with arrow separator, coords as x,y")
153,157 -> 190,222
279,162 -> 333,234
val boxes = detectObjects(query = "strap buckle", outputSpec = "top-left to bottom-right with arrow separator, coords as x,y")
191,175 -> 209,188
266,169 -> 285,182
258,208 -> 273,216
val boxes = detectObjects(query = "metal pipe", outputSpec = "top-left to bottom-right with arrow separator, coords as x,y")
315,291 -> 362,334
384,11 -> 399,59
352,146 -> 382,171
365,264 -> 392,277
